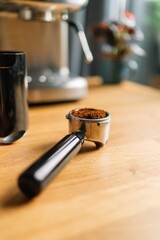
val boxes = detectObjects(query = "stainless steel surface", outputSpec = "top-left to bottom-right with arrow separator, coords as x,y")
0,0 -> 90,103
0,18 -> 68,70
19,6 -> 63,21
4,0 -> 89,9
66,108 -> 111,147
0,0 -> 89,21
28,76 -> 88,103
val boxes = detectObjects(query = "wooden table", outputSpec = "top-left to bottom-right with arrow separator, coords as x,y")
0,80 -> 160,240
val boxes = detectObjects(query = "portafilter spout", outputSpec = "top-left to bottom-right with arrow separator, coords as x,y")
18,108 -> 111,198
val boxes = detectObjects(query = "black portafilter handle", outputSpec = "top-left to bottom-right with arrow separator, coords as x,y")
18,131 -> 85,198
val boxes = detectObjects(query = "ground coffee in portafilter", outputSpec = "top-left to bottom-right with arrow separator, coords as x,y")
72,108 -> 107,119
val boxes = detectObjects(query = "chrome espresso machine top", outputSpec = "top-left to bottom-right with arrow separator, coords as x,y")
0,0 -> 93,103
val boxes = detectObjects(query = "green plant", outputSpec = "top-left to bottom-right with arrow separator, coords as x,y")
145,0 -> 160,29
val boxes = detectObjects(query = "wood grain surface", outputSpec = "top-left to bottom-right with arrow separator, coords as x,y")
0,80 -> 160,240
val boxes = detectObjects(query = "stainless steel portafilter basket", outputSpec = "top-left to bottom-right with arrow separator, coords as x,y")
66,108 -> 111,147
18,108 -> 111,198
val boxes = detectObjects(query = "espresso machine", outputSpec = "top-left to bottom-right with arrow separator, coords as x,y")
0,0 -> 93,103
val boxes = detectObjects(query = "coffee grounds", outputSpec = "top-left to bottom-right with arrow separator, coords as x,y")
72,108 -> 107,119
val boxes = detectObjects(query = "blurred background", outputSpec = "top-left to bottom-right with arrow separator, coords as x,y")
69,0 -> 160,89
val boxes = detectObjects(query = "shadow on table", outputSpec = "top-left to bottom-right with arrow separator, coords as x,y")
1,187 -> 30,208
